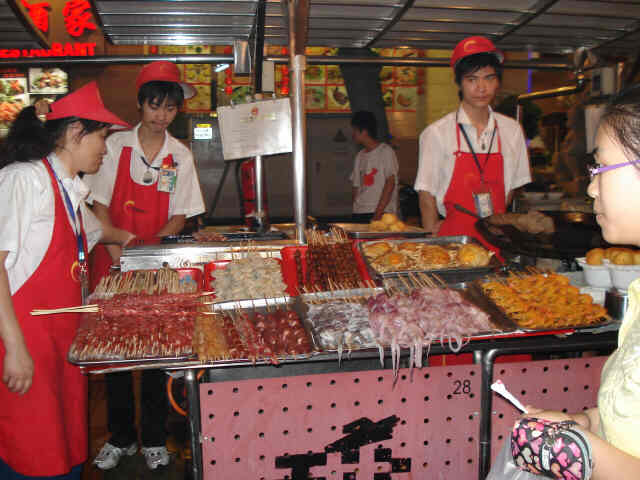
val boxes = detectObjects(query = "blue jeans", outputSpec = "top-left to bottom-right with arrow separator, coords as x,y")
0,459 -> 82,480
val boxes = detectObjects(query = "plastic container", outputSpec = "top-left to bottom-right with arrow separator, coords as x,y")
609,263 -> 640,291
605,288 -> 629,321
576,257 -> 613,288
175,267 -> 205,291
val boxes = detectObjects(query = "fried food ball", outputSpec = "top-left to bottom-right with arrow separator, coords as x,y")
585,248 -> 605,266
381,213 -> 399,226
420,245 -> 451,266
363,242 -> 392,258
610,249 -> 634,265
369,220 -> 386,231
388,221 -> 406,232
379,252 -> 406,267
604,247 -> 628,260
458,243 -> 492,266
633,251 -> 640,265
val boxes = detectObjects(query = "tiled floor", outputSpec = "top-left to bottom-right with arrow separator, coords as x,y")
83,373 -> 191,480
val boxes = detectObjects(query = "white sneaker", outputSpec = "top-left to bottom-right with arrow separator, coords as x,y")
141,446 -> 170,470
93,442 -> 137,470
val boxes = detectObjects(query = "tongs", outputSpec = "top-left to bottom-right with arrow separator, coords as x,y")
453,203 -> 482,220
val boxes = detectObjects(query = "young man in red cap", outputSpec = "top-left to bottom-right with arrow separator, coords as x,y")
414,36 -> 531,249
84,61 -> 205,470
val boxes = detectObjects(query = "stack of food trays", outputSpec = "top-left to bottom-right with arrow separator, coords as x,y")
358,236 -> 498,284
472,271 -> 612,332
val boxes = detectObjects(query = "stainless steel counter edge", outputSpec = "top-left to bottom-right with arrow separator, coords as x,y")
120,240 -> 301,271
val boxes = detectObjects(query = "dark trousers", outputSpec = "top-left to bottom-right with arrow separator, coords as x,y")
106,370 -> 168,448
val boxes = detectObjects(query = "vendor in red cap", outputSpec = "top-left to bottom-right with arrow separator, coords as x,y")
0,82 -> 132,479
84,61 -> 205,471
414,36 -> 531,251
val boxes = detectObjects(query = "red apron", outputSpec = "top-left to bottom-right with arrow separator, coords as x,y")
0,159 -> 88,476
438,122 -> 505,254
90,147 -> 172,291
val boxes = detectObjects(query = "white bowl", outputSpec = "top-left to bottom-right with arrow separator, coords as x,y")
576,257 -> 613,288
608,264 -> 640,291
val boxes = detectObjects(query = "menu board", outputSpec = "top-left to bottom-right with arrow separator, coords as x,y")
217,98 -> 292,160
0,69 -> 29,136
271,46 -> 425,114
28,68 -> 68,94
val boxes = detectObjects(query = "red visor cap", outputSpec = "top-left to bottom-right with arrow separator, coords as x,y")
46,81 -> 131,130
450,36 -> 504,69
135,61 -> 196,99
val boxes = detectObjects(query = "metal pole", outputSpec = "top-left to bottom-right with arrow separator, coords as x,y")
254,154 -> 265,231
185,369 -> 203,480
288,0 -> 307,243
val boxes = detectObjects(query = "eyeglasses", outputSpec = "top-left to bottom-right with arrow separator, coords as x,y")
588,160 -> 640,179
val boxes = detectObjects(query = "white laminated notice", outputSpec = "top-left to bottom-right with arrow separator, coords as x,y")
193,124 -> 213,140
217,98 -> 293,160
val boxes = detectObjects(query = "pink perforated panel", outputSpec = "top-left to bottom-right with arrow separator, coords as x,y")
489,356 -> 608,462
201,364 -> 482,479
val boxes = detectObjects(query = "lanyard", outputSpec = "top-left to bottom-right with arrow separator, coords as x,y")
140,154 -> 160,171
46,158 -> 85,264
458,122 -> 497,181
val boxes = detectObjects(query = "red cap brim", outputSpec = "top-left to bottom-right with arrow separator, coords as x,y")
47,81 -> 131,130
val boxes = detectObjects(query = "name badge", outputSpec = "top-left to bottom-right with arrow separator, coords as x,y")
158,167 -> 177,193
472,191 -> 493,218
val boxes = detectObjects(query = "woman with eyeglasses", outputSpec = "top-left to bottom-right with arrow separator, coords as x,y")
487,91 -> 640,480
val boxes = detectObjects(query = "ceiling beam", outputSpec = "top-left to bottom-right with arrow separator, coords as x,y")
366,0 -> 415,48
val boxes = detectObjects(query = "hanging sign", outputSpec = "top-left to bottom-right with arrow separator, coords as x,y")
217,98 -> 292,160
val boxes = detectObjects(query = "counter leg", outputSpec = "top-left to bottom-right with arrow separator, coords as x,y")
185,369 -> 203,480
479,349 -> 497,480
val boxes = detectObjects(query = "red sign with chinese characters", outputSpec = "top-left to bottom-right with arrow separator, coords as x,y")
14,0 -> 104,55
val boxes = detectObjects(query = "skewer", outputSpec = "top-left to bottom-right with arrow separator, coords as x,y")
31,305 -> 99,315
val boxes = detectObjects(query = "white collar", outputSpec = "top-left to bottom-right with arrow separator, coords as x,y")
47,153 -> 90,202
457,105 -> 496,133
133,122 -> 169,165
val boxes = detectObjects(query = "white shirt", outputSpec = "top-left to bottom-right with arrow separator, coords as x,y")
84,124 -> 206,219
414,106 -> 531,217
349,143 -> 399,214
0,154 -> 102,294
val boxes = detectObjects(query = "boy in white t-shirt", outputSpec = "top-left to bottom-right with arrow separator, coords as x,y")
349,111 -> 399,222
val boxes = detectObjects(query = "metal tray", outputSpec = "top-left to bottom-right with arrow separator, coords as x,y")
69,353 -> 196,367
207,297 -> 319,356
357,236 -> 501,284
332,223 -> 430,239
467,278 -> 615,333
476,210 -> 606,259
162,230 -> 287,243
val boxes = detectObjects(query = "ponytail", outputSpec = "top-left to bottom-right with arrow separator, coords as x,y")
0,106 -> 110,169
0,106 -> 54,168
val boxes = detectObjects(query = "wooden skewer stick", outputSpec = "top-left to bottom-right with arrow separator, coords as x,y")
31,305 -> 99,315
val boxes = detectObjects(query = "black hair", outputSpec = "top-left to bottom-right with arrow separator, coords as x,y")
137,80 -> 184,107
0,106 -> 109,169
599,86 -> 640,167
454,52 -> 503,86
351,110 -> 377,139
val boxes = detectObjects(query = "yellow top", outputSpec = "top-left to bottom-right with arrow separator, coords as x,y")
598,278 -> 640,458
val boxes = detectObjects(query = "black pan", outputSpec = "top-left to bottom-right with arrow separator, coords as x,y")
476,210 -> 606,259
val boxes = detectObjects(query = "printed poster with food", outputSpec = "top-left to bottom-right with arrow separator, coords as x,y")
0,75 -> 28,135
327,86 -> 350,111
186,84 -> 211,112
374,48 -> 424,112
28,68 -> 68,94
305,65 -> 325,85
305,86 -> 326,110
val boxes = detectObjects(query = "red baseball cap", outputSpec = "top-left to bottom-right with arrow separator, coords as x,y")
135,61 -> 196,99
450,36 -> 504,69
46,81 -> 131,129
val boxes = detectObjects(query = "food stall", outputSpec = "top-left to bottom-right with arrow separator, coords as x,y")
1,1 -> 640,479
